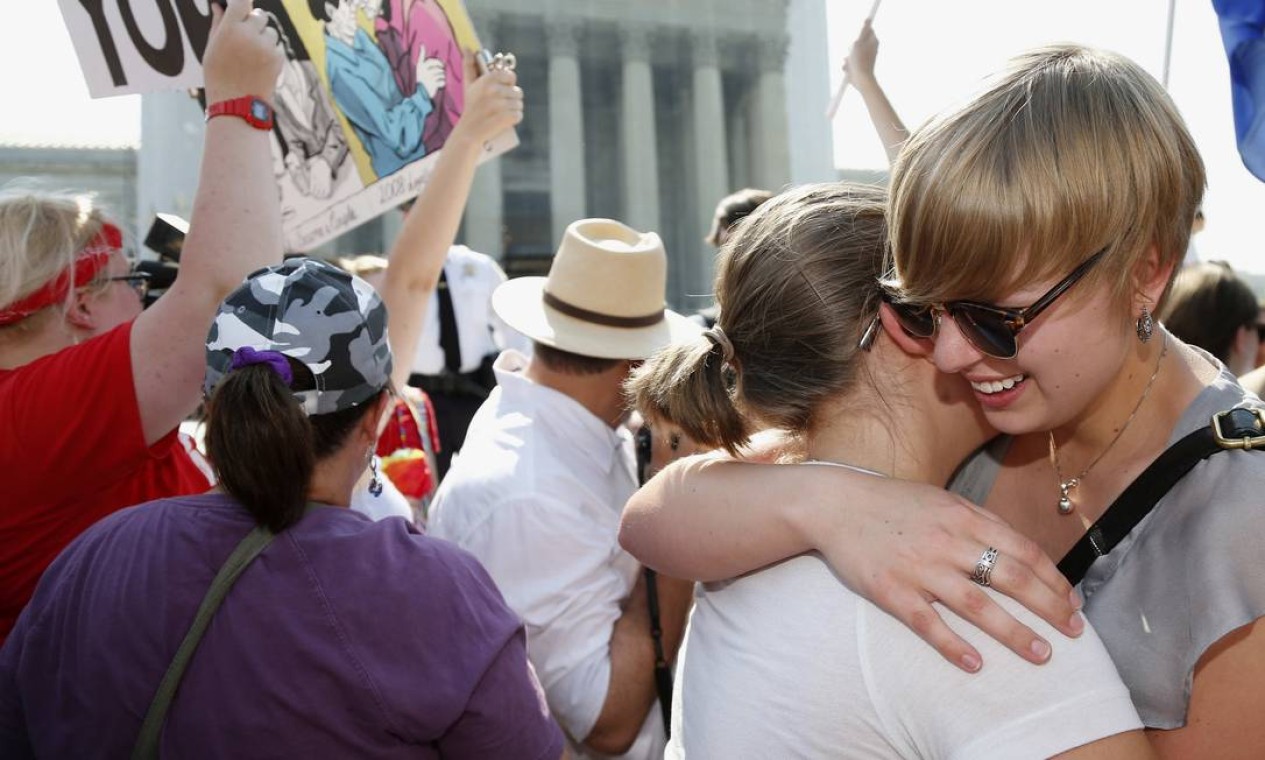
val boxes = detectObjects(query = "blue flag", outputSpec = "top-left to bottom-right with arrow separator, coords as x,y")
1214,0 -> 1265,180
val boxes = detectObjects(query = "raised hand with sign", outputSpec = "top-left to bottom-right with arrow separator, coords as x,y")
203,0 -> 285,105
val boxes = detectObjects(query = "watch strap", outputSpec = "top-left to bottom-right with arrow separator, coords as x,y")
205,96 -> 275,131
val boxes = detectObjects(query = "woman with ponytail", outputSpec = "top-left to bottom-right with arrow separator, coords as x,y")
628,47 -> 1265,756
627,183 -> 1153,758
0,258 -> 564,759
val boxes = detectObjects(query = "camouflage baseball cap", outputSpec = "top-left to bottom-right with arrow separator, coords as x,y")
204,257 -> 393,415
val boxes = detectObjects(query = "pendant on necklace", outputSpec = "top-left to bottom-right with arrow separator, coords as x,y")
1057,478 -> 1079,515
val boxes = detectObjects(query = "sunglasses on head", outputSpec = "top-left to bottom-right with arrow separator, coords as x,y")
876,249 -> 1107,360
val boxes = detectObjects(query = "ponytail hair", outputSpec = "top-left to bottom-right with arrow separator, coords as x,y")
629,182 -> 888,455
629,333 -> 748,454
205,358 -> 381,532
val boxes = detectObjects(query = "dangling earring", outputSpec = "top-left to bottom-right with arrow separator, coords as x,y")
1136,305 -> 1154,344
369,454 -> 384,497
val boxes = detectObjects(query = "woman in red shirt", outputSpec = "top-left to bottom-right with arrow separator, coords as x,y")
0,0 -> 286,642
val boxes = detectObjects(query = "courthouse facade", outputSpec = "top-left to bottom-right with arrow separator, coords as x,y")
460,0 -> 805,308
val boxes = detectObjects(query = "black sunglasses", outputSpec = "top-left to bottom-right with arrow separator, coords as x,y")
878,249 -> 1107,360
104,270 -> 152,300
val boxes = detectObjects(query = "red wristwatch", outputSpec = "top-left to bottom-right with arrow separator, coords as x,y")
205,96 -> 275,130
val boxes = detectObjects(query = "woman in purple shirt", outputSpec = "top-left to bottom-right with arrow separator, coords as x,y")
0,255 -> 564,759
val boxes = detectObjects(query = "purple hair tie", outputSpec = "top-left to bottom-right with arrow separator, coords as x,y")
229,347 -> 294,386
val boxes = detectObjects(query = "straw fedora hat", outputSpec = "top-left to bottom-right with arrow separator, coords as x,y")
492,219 -> 701,360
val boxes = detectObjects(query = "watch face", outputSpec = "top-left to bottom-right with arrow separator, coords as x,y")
250,100 -> 270,121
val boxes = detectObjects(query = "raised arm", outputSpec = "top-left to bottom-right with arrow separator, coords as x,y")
381,60 -> 523,390
131,0 -> 285,445
844,19 -> 909,166
620,456 -> 1086,672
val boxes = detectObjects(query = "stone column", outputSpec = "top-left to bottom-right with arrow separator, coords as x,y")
137,92 -> 204,244
691,31 -> 729,295
620,23 -> 660,236
548,18 -> 586,245
752,34 -> 792,191
463,11 -> 504,259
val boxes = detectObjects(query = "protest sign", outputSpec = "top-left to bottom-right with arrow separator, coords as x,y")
58,0 -> 517,250
59,0 -> 215,96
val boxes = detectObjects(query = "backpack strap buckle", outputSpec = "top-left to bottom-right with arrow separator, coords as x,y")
1211,408 -> 1265,450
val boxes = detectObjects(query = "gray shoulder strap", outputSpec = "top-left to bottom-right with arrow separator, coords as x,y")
131,526 -> 275,760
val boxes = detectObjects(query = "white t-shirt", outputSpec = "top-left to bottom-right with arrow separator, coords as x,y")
666,552 -> 1142,759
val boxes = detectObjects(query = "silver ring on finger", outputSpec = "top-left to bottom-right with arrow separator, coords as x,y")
970,546 -> 999,587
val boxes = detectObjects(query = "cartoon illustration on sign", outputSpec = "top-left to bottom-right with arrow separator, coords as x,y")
267,11 -> 351,201
57,0 -> 515,251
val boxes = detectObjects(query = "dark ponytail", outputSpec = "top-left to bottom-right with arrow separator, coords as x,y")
205,360 -> 380,532
627,334 -> 749,455
205,363 -> 313,532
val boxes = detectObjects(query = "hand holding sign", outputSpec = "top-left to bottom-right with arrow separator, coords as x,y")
203,0 -> 284,105
447,61 -> 523,152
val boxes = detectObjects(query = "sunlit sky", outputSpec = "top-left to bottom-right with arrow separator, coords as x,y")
3,1 -> 1263,274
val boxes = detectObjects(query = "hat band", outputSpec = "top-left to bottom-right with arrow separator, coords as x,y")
543,290 -> 664,329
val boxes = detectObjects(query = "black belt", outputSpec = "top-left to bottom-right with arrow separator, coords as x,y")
407,370 -> 490,399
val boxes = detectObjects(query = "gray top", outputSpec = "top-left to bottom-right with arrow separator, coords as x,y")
951,359 -> 1265,729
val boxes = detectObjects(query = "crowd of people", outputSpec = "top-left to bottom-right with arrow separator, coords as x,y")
2,3 -> 1264,758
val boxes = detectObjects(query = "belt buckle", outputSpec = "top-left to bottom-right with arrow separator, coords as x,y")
1211,409 -> 1265,450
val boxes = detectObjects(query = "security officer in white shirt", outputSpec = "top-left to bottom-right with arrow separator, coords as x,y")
407,245 -> 528,477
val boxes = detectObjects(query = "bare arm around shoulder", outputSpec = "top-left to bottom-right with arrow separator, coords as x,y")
584,569 -> 692,756
131,0 -> 285,445
844,19 -> 909,165
381,62 -> 523,391
1146,618 -> 1265,758
620,454 -> 1085,672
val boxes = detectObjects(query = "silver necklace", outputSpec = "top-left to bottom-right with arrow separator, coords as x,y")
1048,331 -> 1168,515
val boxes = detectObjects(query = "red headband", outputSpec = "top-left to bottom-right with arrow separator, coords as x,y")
0,223 -> 122,327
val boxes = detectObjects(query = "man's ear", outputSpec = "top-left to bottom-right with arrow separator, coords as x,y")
877,302 -> 933,357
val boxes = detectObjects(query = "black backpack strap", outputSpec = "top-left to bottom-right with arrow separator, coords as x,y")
644,568 -> 674,736
1058,408 -> 1265,586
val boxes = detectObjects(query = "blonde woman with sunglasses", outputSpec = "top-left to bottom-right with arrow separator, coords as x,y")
0,0 -> 286,646
622,45 -> 1265,757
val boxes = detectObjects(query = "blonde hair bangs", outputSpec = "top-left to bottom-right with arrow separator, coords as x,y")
889,45 -> 1204,307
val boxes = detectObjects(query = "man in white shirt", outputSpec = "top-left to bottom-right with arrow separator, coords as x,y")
407,244 -> 529,476
429,219 -> 700,760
